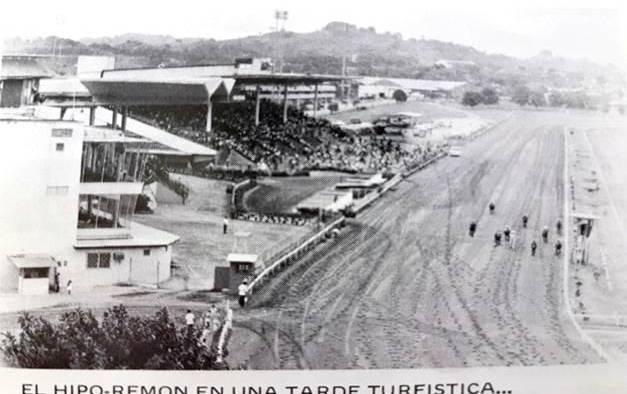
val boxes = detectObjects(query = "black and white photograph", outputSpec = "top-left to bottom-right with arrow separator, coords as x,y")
0,0 -> 626,378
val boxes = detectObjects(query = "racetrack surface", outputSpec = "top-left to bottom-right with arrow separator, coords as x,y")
229,110 -> 604,369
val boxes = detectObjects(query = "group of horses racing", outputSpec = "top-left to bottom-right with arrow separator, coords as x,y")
467,202 -> 563,256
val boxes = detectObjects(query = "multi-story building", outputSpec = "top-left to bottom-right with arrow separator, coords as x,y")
0,108 -> 179,295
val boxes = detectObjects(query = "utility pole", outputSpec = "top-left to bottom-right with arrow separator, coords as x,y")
341,55 -> 346,102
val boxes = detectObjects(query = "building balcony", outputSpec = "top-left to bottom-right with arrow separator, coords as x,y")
76,227 -> 131,241
79,182 -> 143,196
75,221 -> 179,249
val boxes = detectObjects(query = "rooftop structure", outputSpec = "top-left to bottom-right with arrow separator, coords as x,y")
355,76 -> 467,99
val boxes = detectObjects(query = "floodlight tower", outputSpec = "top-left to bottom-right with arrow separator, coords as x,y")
273,10 -> 289,72
274,10 -> 288,31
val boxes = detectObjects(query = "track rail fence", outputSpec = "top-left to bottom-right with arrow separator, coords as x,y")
247,216 -> 346,297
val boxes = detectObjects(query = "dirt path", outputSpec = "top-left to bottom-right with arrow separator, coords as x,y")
228,111 -> 604,369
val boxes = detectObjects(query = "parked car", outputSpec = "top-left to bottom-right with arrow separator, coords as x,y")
448,147 -> 462,157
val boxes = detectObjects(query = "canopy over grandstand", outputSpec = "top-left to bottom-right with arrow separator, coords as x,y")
77,63 -> 350,132
80,78 -> 235,106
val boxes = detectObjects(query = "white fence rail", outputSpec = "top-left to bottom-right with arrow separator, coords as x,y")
215,303 -> 233,363
247,216 -> 345,296
574,313 -> 627,328
231,179 -> 252,206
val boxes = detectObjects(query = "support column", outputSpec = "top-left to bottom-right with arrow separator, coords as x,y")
282,84 -> 288,124
121,106 -> 128,131
112,197 -> 120,228
89,106 -> 96,126
111,108 -> 118,130
205,101 -> 213,133
254,85 -> 261,126
313,83 -> 319,117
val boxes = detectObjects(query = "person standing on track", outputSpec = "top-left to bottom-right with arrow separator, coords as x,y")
531,240 -> 538,256
494,231 -> 502,247
542,226 -> 549,243
223,216 -> 229,235
556,219 -> 562,235
522,215 -> 528,228
185,309 -> 196,335
555,240 -> 562,256
509,230 -> 517,250
504,226 -> 511,242
469,221 -> 477,237
489,202 -> 495,214
238,280 -> 249,308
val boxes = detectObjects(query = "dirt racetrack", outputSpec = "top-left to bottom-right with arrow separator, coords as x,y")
229,110 -> 605,369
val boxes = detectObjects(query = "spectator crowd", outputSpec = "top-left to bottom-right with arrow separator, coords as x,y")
233,211 -> 311,226
127,101 -> 439,174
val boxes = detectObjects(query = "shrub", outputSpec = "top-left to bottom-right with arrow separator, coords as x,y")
1,305 -> 226,370
462,91 -> 483,107
480,88 -> 499,105
392,89 -> 408,102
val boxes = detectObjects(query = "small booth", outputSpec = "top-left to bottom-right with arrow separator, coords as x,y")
9,254 -> 57,295
226,232 -> 260,294
227,253 -> 259,294
571,212 -> 600,265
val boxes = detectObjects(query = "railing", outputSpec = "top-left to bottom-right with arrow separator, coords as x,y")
402,152 -> 447,178
255,217 -> 334,265
247,216 -> 345,297
352,174 -> 402,213
215,303 -> 233,363
170,165 -> 311,181
574,313 -> 627,328
231,179 -> 253,207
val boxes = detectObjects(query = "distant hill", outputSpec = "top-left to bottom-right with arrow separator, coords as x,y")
3,21 -> 624,93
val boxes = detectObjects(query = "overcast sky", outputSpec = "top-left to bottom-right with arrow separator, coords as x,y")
1,0 -> 626,69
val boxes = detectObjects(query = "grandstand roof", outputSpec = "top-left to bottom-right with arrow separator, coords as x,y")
80,71 -> 344,106
232,73 -> 347,85
81,78 -> 235,106
39,78 -> 90,97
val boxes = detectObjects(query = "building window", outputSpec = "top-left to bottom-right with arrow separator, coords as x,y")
143,249 -> 151,256
46,186 -> 69,196
51,128 -> 73,138
56,143 -> 64,152
99,253 -> 111,268
87,253 -> 99,268
87,252 -> 112,269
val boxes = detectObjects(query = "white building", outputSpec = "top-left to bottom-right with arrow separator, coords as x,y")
0,108 -> 179,295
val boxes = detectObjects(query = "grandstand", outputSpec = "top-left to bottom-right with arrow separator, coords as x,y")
36,58 -> 446,176
74,62 -> 424,174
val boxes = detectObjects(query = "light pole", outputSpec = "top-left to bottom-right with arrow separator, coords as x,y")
273,10 -> 288,72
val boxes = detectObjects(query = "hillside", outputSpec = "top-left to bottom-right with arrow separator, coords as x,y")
3,21 -> 624,92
